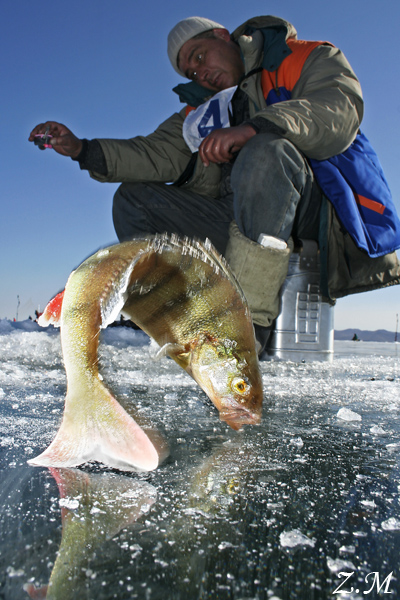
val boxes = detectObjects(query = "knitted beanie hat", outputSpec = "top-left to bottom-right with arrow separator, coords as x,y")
168,16 -> 225,76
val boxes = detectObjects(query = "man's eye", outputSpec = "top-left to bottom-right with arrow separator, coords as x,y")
196,53 -> 203,63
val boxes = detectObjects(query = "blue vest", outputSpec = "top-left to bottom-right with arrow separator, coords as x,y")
309,133 -> 400,258
267,96 -> 400,258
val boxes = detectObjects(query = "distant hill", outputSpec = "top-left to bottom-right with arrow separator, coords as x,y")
334,329 -> 397,343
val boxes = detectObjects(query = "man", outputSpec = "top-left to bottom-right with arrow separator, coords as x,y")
29,15 -> 400,347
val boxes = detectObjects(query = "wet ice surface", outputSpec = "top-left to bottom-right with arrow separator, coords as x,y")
0,320 -> 399,599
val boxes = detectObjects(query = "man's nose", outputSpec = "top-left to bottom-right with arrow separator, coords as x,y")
196,66 -> 209,84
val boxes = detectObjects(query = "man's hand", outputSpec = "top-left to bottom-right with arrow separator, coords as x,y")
29,122 -> 83,158
199,124 -> 256,167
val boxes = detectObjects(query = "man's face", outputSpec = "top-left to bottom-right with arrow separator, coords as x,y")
178,29 -> 244,92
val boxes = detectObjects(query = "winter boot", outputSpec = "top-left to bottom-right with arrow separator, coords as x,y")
225,221 -> 294,333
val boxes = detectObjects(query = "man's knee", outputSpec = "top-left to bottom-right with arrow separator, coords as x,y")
232,132 -> 307,186
230,132 -> 318,242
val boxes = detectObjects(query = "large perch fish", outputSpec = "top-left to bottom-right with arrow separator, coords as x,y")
29,234 -> 263,472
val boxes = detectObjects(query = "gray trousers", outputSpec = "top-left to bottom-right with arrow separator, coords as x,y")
112,133 -> 322,255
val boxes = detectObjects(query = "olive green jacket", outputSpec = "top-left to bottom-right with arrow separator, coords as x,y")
89,15 -> 400,300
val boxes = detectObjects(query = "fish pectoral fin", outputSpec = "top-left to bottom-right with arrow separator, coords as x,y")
150,342 -> 192,372
151,342 -> 186,360
171,350 -> 192,371
28,380 -> 167,472
38,290 -> 65,328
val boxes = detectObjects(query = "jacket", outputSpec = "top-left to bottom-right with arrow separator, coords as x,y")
89,15 -> 400,300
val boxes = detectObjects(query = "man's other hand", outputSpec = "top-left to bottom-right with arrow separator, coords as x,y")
199,124 -> 256,167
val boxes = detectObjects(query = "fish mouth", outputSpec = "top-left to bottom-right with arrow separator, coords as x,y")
219,408 -> 261,431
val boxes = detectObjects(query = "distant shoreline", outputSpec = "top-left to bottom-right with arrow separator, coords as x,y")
1,318 -> 398,344
334,329 -> 398,343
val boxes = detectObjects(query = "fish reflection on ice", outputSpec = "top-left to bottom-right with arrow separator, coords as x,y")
23,469 -> 157,600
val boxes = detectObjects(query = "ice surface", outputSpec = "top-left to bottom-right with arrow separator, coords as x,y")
0,321 -> 399,599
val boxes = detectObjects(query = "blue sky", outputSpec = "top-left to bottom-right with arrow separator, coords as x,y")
1,0 -> 399,331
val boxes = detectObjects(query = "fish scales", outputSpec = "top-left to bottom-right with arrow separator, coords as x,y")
123,251 -> 242,345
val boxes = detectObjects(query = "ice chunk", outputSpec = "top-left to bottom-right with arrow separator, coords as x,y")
381,517 -> 400,531
370,425 -> 387,435
336,407 -> 362,422
59,497 -> 80,510
218,541 -> 238,550
386,442 -> 400,453
360,500 -> 376,509
289,437 -> 304,448
326,557 -> 356,573
279,529 -> 315,548
164,392 -> 179,402
339,545 -> 356,555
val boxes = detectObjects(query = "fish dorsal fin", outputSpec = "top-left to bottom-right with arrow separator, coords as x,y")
38,290 -> 65,328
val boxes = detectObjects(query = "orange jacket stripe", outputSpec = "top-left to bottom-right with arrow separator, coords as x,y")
355,194 -> 386,215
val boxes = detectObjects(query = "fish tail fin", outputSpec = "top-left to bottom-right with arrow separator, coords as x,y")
28,379 -> 167,472
38,290 -> 65,328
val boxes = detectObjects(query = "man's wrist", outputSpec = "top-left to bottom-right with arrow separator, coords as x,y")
71,139 -> 108,175
71,139 -> 88,162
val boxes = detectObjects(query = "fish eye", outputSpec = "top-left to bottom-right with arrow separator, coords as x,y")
231,377 -> 249,395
